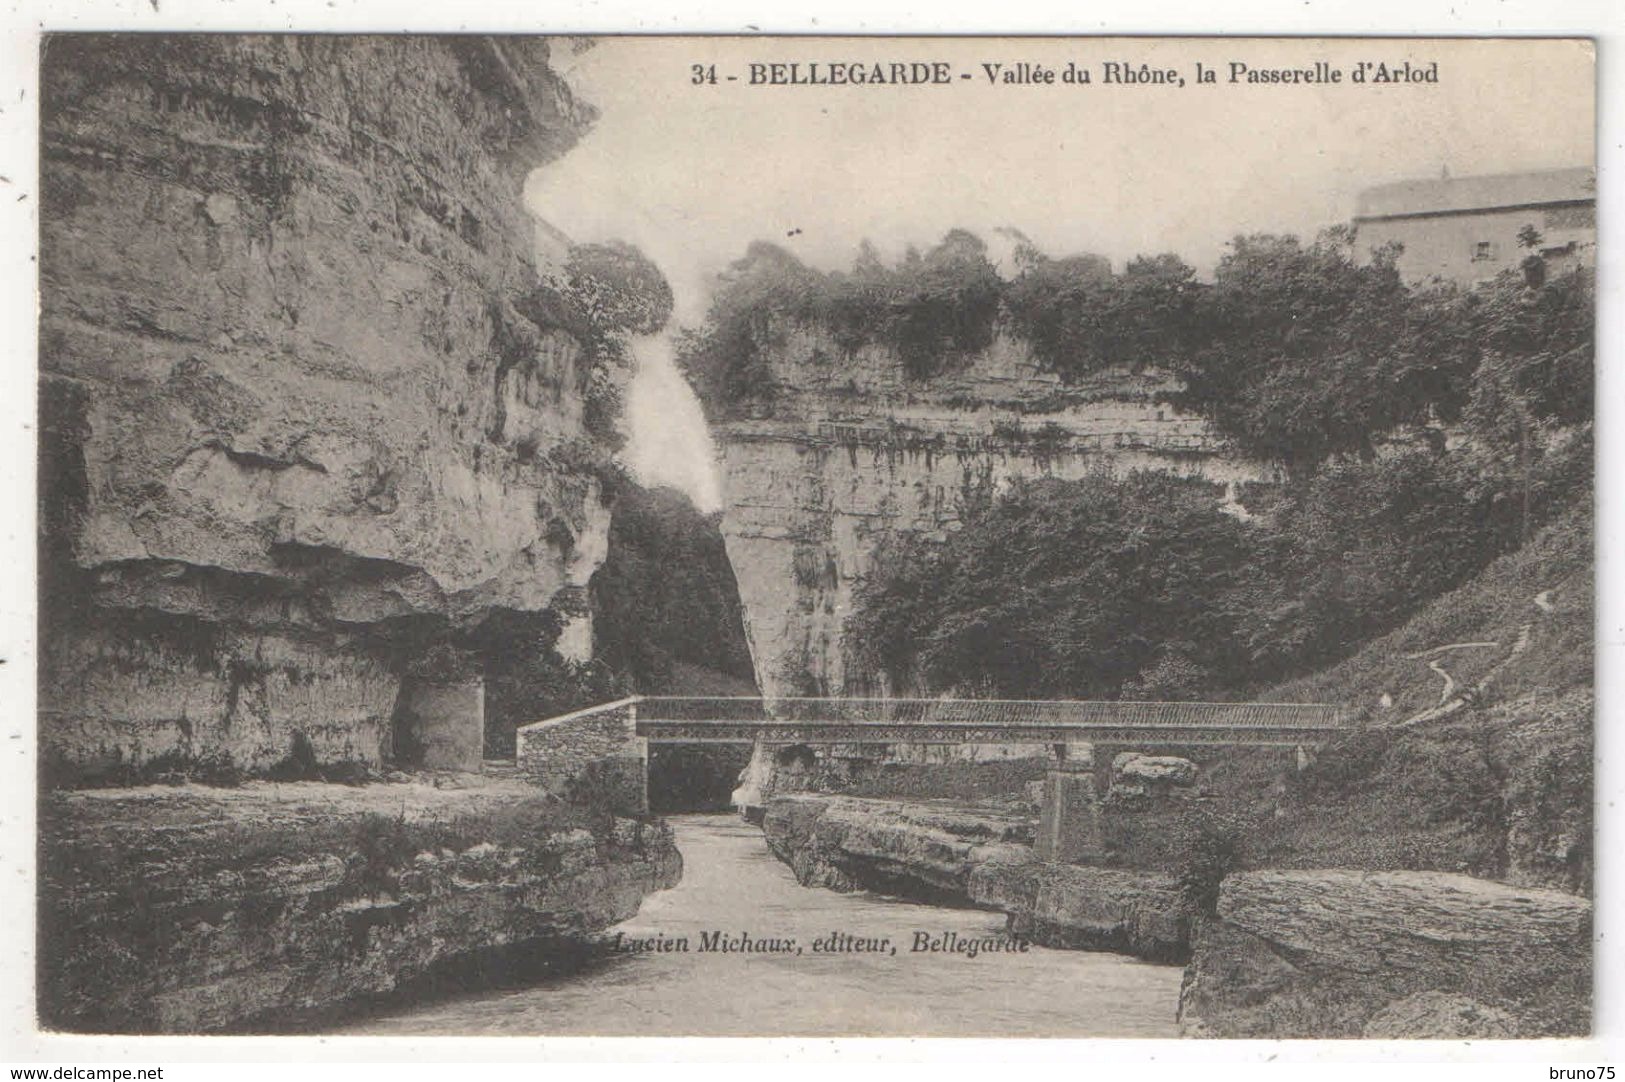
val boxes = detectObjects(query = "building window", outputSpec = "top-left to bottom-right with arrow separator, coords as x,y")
1472,240 -> 1496,261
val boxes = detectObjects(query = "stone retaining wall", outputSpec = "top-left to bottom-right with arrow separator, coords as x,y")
516,697 -> 647,814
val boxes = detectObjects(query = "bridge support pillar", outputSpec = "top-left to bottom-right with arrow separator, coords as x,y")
731,739 -> 774,823
1036,764 -> 1103,863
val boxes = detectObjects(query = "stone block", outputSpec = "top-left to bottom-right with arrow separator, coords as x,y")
1053,741 -> 1094,767
393,678 -> 484,772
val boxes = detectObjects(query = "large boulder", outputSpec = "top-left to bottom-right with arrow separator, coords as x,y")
1108,752 -> 1198,808
969,860 -> 1193,962
1177,869 -> 1591,1038
761,794 -> 1033,900
1117,754 -> 1198,786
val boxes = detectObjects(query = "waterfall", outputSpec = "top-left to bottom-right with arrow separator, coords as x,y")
620,334 -> 723,512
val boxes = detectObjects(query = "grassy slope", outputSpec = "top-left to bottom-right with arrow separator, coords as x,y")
1262,495 -> 1592,720
1117,495 -> 1593,893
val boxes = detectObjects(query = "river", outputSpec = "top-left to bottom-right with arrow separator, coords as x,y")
345,814 -> 1183,1037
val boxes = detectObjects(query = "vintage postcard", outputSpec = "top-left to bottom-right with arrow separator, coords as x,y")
23,32 -> 1596,1045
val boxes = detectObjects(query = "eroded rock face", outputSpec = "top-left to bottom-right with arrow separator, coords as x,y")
708,324 -> 1275,698
1176,869 -> 1592,1038
761,794 -> 1034,900
37,777 -> 683,1033
1362,992 -> 1519,1039
39,36 -> 618,775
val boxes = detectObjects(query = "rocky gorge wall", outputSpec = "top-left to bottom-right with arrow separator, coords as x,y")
759,792 -> 1592,1036
710,324 -> 1277,698
39,36 -> 616,777
38,777 -> 682,1033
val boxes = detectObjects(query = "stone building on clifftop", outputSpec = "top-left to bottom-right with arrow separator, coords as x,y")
1352,166 -> 1595,285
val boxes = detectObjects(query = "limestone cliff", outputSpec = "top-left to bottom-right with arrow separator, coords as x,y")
39,36 -> 618,776
709,322 -> 1275,698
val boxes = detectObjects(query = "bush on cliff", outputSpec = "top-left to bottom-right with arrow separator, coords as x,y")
1004,250 -> 1199,376
676,232 -> 1006,417
561,241 -> 675,337
513,239 -> 675,456
675,241 -> 813,419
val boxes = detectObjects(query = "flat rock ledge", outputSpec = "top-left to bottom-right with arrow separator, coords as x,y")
39,777 -> 682,1034
760,794 -> 1190,962
761,794 -> 1034,902
1177,869 -> 1592,1039
968,861 -> 1194,963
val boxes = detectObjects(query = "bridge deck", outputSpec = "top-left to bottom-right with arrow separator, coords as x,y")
632,696 -> 1344,747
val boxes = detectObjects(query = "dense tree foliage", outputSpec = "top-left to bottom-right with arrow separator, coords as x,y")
1162,233 -> 1476,469
1004,250 -> 1198,375
848,425 -> 1589,701
1233,450 -> 1516,683
847,472 -> 1258,699
679,227 -> 1592,476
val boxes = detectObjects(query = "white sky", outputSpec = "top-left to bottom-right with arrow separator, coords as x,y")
527,36 -> 1595,323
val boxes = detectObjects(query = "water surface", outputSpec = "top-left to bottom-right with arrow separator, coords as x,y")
346,814 -> 1182,1037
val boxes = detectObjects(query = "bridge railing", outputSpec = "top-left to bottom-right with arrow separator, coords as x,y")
635,696 -> 1344,730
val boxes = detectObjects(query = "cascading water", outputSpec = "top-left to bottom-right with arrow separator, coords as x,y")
620,333 -> 724,512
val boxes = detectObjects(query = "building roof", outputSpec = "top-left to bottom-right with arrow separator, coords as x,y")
1354,166 -> 1595,221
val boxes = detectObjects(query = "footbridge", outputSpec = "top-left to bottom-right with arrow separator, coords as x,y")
513,695 -> 1345,861
630,696 -> 1344,748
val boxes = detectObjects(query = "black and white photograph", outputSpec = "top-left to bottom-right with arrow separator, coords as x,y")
11,27 -> 1604,1051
